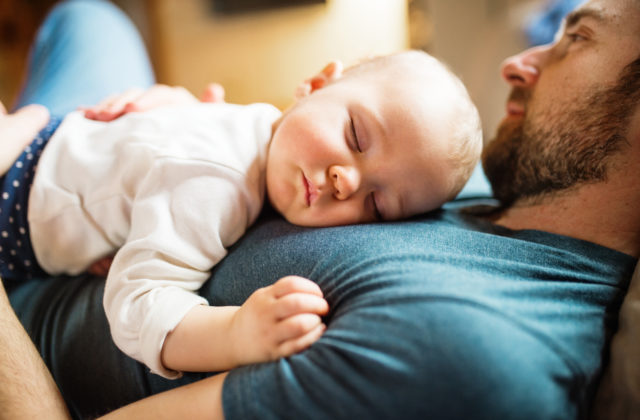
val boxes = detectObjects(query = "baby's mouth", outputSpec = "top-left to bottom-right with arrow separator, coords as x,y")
302,173 -> 318,207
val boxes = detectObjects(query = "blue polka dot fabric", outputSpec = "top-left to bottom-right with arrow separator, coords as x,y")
0,116 -> 62,280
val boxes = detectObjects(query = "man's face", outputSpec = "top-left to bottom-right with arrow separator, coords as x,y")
482,0 -> 640,206
265,59 -> 460,227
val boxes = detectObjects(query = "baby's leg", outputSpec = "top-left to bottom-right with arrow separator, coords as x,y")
13,0 -> 155,116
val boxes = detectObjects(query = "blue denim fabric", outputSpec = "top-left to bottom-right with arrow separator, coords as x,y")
3,0 -> 153,276
13,0 -> 154,116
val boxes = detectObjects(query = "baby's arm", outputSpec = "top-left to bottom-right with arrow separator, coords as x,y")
161,276 -> 329,372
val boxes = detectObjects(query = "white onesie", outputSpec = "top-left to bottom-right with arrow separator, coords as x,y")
27,102 -> 281,377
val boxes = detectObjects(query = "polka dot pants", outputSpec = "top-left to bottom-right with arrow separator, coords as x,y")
0,116 -> 61,280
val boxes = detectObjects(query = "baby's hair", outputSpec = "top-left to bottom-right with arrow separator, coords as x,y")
346,50 -> 483,203
438,61 -> 483,201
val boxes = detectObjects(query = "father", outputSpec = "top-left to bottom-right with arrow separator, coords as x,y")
2,0 -> 639,419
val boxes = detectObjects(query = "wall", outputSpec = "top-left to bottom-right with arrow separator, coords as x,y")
413,0 -> 543,143
148,0 -> 409,109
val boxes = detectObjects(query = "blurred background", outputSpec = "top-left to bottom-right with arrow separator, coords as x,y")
0,0 -> 577,141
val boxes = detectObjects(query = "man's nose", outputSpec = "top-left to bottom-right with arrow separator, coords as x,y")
329,165 -> 361,200
500,45 -> 550,87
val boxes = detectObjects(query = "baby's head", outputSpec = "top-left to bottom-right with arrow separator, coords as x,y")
266,50 -> 482,227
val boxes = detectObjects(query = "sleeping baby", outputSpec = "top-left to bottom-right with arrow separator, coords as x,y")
0,50 -> 482,378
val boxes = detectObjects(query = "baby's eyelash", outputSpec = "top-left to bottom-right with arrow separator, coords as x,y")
350,117 -> 362,153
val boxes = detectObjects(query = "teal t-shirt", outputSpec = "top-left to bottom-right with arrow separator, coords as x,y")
205,208 -> 636,420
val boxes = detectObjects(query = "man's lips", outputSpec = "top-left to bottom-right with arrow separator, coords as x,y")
302,173 -> 319,207
506,101 -> 525,116
505,88 -> 529,117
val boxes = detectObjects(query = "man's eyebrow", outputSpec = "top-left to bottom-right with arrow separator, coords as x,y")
564,8 -> 606,28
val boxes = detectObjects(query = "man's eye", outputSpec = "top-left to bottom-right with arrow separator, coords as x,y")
350,117 -> 362,153
567,32 -> 586,43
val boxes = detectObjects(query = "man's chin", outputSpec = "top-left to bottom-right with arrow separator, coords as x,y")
481,118 -> 526,206
482,118 -> 521,167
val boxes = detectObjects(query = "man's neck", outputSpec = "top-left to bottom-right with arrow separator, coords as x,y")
491,176 -> 640,258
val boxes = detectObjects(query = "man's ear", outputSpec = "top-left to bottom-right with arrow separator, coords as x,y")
294,61 -> 344,100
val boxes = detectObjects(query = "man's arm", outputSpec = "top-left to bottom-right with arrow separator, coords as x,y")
1,275 -> 228,420
100,373 -> 228,420
0,279 -> 70,420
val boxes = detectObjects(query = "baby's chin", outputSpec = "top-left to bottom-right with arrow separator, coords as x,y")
284,212 -> 361,228
282,213 -> 317,227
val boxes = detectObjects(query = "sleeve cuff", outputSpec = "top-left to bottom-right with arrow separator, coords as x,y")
139,287 -> 208,379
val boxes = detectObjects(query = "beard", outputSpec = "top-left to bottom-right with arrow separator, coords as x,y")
482,57 -> 640,206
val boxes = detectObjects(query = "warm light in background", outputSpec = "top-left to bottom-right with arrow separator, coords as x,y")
0,0 -> 557,137
148,0 -> 409,109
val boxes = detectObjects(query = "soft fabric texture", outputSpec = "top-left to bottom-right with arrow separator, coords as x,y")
25,103 -> 280,378
591,263 -> 640,419
0,117 -> 61,281
7,207 -> 636,419
218,208 -> 635,420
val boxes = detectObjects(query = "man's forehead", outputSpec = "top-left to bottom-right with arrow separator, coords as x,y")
555,0 -> 640,39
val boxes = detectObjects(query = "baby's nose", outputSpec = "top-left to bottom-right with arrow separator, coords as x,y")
329,165 -> 360,200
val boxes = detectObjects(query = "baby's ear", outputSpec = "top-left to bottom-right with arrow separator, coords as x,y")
294,61 -> 344,100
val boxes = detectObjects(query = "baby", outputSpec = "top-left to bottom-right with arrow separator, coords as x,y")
0,50 -> 482,378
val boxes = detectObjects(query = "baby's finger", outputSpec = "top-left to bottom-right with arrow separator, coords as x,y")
97,88 -> 145,121
201,83 -> 225,103
277,323 -> 326,357
272,276 -> 323,298
275,313 -> 323,344
82,92 -> 121,119
125,85 -> 195,113
274,293 -> 329,320
84,88 -> 143,121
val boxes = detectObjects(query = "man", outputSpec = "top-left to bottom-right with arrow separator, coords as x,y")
1,0 -> 638,419
482,0 -> 640,258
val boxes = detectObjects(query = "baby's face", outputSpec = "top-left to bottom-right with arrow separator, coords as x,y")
266,59 -> 461,227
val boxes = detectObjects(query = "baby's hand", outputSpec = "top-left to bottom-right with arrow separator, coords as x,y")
81,83 -> 225,122
229,276 -> 329,366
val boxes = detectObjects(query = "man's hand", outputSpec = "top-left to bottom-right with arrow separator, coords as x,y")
0,101 -> 50,175
229,276 -> 329,365
87,255 -> 114,277
81,83 -> 225,122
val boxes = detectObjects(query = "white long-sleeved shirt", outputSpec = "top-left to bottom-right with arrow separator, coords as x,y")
28,103 -> 281,378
